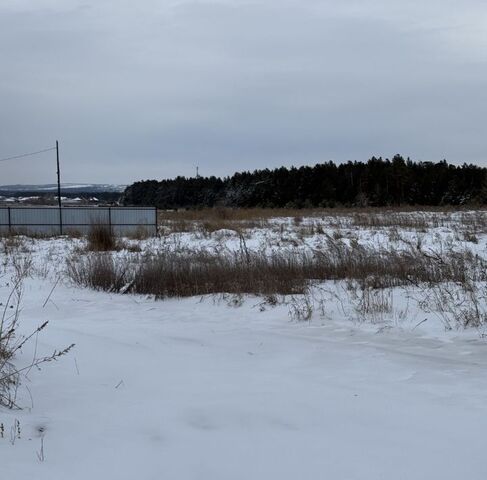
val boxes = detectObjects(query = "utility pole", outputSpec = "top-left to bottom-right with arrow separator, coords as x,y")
56,140 -> 62,234
56,140 -> 61,208
196,166 -> 199,178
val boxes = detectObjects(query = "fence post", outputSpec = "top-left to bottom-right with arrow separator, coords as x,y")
59,206 -> 63,235
108,207 -> 112,235
7,206 -> 11,234
155,208 -> 158,236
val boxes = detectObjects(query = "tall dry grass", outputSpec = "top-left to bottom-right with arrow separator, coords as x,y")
86,223 -> 118,251
66,238 -> 487,299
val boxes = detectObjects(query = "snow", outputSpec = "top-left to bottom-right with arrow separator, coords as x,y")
2,212 -> 487,478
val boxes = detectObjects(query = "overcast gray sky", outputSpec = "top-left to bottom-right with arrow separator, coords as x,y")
1,0 -> 486,184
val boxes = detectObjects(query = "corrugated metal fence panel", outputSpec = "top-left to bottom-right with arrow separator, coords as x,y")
62,208 -> 109,226
0,206 -> 157,236
11,207 -> 60,225
110,208 -> 155,225
0,207 -> 9,234
0,208 -> 9,225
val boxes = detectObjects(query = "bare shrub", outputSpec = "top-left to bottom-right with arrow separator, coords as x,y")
0,270 -> 74,408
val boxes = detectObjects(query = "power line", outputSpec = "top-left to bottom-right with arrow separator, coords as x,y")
0,146 -> 56,163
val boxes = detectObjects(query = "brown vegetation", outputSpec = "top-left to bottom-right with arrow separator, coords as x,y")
86,223 -> 118,251
66,237 -> 487,299
158,207 -> 487,235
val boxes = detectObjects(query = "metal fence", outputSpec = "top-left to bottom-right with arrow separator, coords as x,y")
0,206 -> 157,236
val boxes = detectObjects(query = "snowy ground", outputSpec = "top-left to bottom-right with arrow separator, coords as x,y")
2,212 -> 487,479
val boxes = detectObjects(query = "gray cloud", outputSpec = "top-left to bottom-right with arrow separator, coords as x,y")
1,0 -> 486,184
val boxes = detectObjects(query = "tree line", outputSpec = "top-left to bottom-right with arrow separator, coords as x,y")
122,155 -> 487,208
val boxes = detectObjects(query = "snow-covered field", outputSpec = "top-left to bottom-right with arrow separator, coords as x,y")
2,211 -> 487,479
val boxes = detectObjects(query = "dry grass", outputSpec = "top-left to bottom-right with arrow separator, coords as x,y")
1,235 -> 27,257
158,207 -> 487,236
66,253 -> 130,292
68,250 -> 310,297
158,205 -> 483,222
66,237 -> 487,300
86,223 -> 118,251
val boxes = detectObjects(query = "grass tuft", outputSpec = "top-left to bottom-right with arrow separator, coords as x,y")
86,223 -> 118,251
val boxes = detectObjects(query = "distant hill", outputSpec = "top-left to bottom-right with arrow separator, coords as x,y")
0,183 -> 125,205
0,183 -> 126,194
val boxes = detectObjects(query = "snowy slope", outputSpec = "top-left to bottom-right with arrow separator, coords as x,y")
2,213 -> 487,479
1,277 -> 487,479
